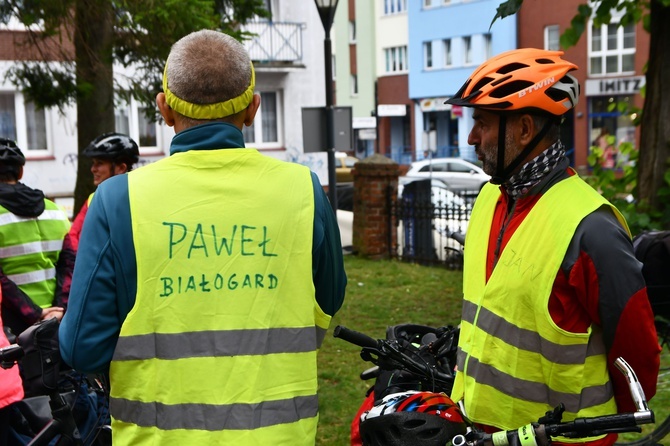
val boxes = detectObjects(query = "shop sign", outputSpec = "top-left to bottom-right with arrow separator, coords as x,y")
585,76 -> 645,96
377,104 -> 407,117
419,97 -> 452,112
353,117 -> 377,129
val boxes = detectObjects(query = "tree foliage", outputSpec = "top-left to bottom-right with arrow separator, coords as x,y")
0,0 -> 268,211
492,0 -> 670,230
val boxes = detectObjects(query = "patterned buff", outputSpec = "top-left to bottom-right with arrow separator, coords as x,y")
504,141 -> 565,200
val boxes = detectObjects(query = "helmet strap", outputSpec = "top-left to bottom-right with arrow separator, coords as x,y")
490,115 -> 508,185
490,116 -> 553,185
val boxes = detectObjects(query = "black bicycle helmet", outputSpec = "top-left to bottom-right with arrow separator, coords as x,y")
83,133 -> 139,165
0,138 -> 26,166
359,391 -> 468,446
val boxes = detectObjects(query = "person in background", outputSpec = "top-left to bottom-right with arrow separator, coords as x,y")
60,29 -> 347,445
57,133 -> 139,303
445,49 -> 660,446
0,289 -> 24,446
0,138 -> 71,336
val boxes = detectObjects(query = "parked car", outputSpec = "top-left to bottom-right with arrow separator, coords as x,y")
335,152 -> 359,183
404,157 -> 490,191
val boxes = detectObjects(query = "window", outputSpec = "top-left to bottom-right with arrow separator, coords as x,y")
349,21 -> 356,43
351,74 -> 358,96
24,101 -> 47,151
137,108 -> 157,147
545,25 -> 560,51
383,0 -> 407,14
589,21 -> 635,75
423,0 -> 433,7
0,94 -> 17,141
443,39 -> 452,66
115,97 -> 160,154
463,36 -> 472,64
0,92 -> 49,156
424,41 -> 433,69
384,46 -> 408,73
243,91 -> 281,149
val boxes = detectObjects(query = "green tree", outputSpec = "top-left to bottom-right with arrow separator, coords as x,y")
0,0 -> 268,212
492,0 -> 670,227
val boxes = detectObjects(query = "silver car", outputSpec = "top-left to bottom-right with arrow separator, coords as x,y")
404,157 -> 490,191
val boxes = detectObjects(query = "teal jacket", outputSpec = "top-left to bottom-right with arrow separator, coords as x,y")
59,122 -> 347,373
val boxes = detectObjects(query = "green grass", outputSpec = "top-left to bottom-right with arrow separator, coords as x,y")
316,255 -> 463,445
315,256 -> 670,445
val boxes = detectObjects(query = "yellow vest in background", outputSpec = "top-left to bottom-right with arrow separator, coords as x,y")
453,176 -> 628,443
110,149 -> 330,445
0,201 -> 70,308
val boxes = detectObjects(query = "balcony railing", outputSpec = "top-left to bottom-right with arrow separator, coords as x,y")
242,21 -> 304,65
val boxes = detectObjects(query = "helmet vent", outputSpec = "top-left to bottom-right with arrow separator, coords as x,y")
489,80 -> 534,98
491,74 -> 512,87
536,58 -> 555,64
497,62 -> 529,74
470,76 -> 495,95
545,88 -> 569,102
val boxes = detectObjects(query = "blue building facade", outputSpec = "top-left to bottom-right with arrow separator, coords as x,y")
408,0 -> 516,162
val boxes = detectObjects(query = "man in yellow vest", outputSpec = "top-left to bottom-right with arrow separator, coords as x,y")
59,30 -> 347,445
0,138 -> 71,336
445,49 -> 660,446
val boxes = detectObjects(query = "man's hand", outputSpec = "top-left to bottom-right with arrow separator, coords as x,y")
40,306 -> 65,322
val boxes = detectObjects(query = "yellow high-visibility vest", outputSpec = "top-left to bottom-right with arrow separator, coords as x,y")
0,201 -> 70,308
110,148 -> 330,445
453,175 -> 628,443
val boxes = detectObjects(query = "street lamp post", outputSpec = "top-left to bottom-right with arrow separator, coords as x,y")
314,0 -> 339,213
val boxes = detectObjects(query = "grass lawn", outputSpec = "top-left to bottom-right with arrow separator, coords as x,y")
315,255 -> 670,445
316,255 -> 464,445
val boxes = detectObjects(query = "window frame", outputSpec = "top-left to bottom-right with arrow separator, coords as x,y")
0,90 -> 53,159
114,96 -> 163,156
545,24 -> 560,51
242,90 -> 284,150
424,41 -> 433,69
463,36 -> 472,65
588,19 -> 636,76
384,45 -> 408,74
443,38 -> 452,67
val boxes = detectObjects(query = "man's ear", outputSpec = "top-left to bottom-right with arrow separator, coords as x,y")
243,93 -> 261,127
17,166 -> 23,181
518,114 -> 535,146
156,92 -> 175,128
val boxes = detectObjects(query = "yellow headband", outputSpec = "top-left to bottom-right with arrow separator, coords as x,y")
162,62 -> 255,120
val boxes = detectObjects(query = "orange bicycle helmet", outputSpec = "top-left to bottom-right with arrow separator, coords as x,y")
446,48 -> 579,116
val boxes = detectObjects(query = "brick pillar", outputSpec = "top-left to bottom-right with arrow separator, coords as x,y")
352,154 -> 400,259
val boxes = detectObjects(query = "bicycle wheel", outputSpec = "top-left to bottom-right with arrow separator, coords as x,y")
615,318 -> 670,445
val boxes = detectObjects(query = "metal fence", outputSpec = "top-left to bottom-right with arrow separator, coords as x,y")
389,180 -> 476,269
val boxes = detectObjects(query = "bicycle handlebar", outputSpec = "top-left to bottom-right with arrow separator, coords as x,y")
451,358 -> 655,446
0,343 -> 24,368
333,324 -> 456,387
333,325 -> 379,349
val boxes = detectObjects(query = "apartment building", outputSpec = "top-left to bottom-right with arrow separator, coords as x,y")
0,2 -> 330,206
408,0 -> 516,163
517,0 -> 649,171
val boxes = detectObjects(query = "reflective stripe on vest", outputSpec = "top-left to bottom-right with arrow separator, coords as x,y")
112,148 -> 329,445
453,176 -> 626,440
0,203 -> 70,308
